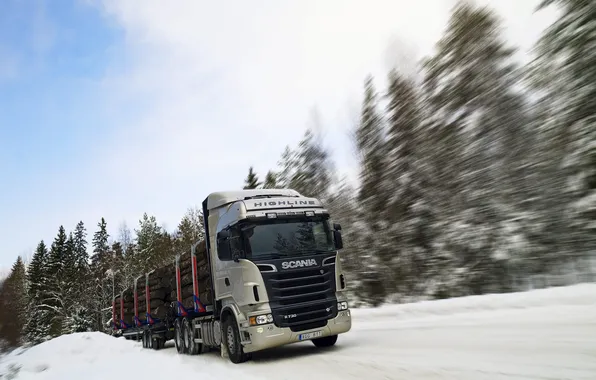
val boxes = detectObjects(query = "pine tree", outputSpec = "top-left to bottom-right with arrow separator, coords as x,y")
91,218 -> 110,268
90,217 -> 111,332
384,70 -> 433,295
73,221 -> 89,283
289,128 -> 334,201
175,206 -> 205,254
45,226 -> 69,336
23,241 -> 51,345
263,171 -> 278,189
356,75 -> 386,219
421,1 -> 521,295
531,0 -> 596,264
243,166 -> 261,189
352,75 -> 389,303
0,257 -> 27,347
135,213 -> 163,272
277,146 -> 298,189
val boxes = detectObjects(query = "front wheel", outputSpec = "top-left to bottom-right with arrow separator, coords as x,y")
222,316 -> 251,364
312,334 -> 337,348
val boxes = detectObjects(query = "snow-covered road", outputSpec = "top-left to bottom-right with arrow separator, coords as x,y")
2,284 -> 596,380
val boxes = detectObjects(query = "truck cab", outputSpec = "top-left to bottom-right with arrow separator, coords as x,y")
202,189 -> 352,362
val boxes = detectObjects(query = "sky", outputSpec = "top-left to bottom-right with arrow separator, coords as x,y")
0,0 -> 557,270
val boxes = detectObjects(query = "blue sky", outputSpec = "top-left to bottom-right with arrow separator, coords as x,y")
0,0 -> 124,266
0,0 -> 556,270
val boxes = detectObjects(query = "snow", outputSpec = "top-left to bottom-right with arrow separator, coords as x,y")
2,284 -> 595,380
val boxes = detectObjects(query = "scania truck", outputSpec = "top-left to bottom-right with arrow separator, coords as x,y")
111,188 -> 351,363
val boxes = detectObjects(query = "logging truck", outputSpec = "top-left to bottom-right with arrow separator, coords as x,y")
110,189 -> 352,363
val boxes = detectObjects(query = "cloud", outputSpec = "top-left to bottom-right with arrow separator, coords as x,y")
91,0 -> 452,183
72,0 -> 557,240
0,0 -> 556,268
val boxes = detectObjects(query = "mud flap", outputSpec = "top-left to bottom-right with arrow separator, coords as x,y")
220,342 -> 229,358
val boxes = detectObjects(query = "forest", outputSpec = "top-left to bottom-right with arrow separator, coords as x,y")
0,0 -> 594,350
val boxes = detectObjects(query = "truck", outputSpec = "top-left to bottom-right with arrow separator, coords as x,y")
110,188 -> 352,363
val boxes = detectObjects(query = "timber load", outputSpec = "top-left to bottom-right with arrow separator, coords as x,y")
111,239 -> 213,333
174,240 -> 213,315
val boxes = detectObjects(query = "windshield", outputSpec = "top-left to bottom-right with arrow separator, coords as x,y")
239,218 -> 335,260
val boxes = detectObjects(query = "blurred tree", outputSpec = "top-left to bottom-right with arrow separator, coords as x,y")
243,166 -> 261,189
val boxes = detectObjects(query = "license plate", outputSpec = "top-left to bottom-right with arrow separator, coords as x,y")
298,331 -> 322,341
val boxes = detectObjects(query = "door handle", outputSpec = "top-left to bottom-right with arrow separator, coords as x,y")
225,278 -> 230,287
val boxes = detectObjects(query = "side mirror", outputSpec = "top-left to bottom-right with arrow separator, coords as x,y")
333,230 -> 344,250
333,223 -> 342,231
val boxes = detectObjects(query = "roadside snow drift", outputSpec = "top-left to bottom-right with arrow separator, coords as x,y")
0,333 -> 261,380
2,284 -> 596,380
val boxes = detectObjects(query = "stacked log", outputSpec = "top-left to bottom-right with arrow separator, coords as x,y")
121,289 -> 134,327
147,263 -> 175,320
113,296 -> 121,327
170,241 -> 213,312
136,276 -> 147,323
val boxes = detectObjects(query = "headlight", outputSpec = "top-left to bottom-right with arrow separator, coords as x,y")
337,301 -> 348,311
249,313 -> 273,325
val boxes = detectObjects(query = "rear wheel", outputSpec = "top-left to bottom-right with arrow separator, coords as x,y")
174,319 -> 185,354
222,315 -> 251,364
183,318 -> 201,355
147,330 -> 153,349
152,335 -> 161,350
312,334 -> 337,348
142,331 -> 147,348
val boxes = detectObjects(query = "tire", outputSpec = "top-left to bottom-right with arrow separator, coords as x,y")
312,334 -> 338,348
147,330 -> 153,349
183,318 -> 201,355
174,319 -> 186,354
142,331 -> 147,348
222,315 -> 251,364
152,336 -> 161,350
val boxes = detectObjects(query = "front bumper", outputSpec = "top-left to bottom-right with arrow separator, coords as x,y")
240,309 -> 352,353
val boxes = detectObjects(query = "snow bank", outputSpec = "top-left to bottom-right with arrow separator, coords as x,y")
351,283 -> 596,320
0,332 -> 260,380
1,284 -> 594,380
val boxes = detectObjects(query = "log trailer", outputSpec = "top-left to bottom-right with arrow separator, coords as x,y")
110,189 -> 352,363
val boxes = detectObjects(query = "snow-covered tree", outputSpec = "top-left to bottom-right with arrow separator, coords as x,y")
0,257 -> 27,347
23,241 -> 51,345
263,171 -> 278,189
530,0 -> 596,263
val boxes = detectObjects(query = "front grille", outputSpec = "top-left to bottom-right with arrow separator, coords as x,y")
260,257 -> 337,331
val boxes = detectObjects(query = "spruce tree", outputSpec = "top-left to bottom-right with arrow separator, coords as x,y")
263,171 -> 278,189
46,226 -> 69,336
135,213 -> 163,272
421,1 -> 521,295
90,217 -> 111,331
73,221 -> 89,282
384,70 -> 433,294
356,75 -> 386,219
175,207 -> 205,254
23,241 -> 51,345
531,0 -> 596,262
0,257 -> 27,347
91,218 -> 110,268
290,129 -> 334,201
352,75 -> 388,303
243,166 -> 261,189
